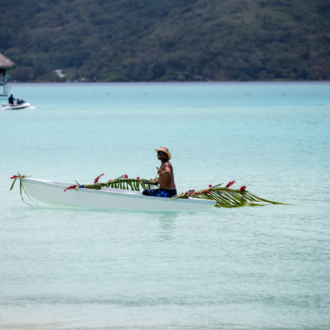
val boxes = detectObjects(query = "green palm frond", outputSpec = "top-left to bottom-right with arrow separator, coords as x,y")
83,177 -> 156,191
171,184 -> 284,208
58,173 -> 285,208
82,177 -> 283,208
9,173 -> 38,206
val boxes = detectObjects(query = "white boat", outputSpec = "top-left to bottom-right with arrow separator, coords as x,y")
2,101 -> 31,110
22,178 -> 216,211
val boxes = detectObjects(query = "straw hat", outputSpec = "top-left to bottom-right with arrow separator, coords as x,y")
154,146 -> 171,160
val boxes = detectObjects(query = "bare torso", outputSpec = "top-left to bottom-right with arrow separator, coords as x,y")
158,161 -> 175,189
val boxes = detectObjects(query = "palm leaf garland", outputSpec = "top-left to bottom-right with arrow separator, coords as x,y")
63,174 -> 283,208
79,174 -> 157,191
9,173 -> 39,206
171,184 -> 284,208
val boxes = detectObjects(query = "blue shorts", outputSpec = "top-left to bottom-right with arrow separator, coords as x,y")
142,188 -> 177,198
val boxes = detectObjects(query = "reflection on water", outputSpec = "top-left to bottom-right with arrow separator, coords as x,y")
157,212 -> 178,241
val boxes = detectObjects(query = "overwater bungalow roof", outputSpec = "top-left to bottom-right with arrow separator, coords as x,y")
0,53 -> 16,69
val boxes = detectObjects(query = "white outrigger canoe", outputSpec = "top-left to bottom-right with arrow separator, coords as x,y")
23,178 -> 216,211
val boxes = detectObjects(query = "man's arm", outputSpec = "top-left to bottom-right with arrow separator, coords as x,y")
157,163 -> 171,177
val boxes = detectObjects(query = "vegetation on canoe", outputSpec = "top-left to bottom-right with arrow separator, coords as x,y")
74,174 -> 284,208
9,173 -> 284,208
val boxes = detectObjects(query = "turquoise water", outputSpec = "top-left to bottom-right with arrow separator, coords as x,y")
1,82 -> 330,329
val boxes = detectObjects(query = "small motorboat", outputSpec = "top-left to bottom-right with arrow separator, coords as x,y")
2,100 -> 31,110
9,173 -> 283,212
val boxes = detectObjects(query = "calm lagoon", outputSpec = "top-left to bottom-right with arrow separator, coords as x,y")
0,82 -> 330,329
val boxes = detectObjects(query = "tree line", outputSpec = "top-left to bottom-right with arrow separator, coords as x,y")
1,0 -> 329,82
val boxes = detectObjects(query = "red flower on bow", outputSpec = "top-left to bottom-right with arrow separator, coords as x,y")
10,175 -> 20,180
64,185 -> 78,192
203,191 -> 212,194
136,177 -> 140,180
124,174 -> 128,179
209,184 -> 212,188
240,185 -> 246,191
94,174 -> 104,183
226,180 -> 235,188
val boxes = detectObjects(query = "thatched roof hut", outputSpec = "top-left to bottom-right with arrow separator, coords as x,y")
0,53 -> 16,70
0,53 -> 16,96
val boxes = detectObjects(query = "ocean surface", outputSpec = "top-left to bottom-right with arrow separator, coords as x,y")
0,82 -> 329,330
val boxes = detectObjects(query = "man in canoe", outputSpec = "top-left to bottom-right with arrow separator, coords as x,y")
142,146 -> 177,198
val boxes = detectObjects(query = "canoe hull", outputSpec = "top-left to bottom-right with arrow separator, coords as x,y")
23,178 -> 216,211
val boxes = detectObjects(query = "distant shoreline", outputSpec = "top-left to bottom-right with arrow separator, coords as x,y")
6,81 -> 330,85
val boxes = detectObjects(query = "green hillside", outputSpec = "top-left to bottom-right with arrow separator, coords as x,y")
1,0 -> 330,82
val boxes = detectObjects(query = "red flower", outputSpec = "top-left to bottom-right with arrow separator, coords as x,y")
226,180 -> 235,188
209,184 -> 212,188
150,179 -> 152,181
240,185 -> 246,191
10,175 -> 20,180
94,174 -> 104,183
136,177 -> 140,180
64,185 -> 78,192
124,174 -> 128,179
184,192 -> 188,195
108,180 -> 112,182
194,192 -> 199,195
202,191 -> 212,194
